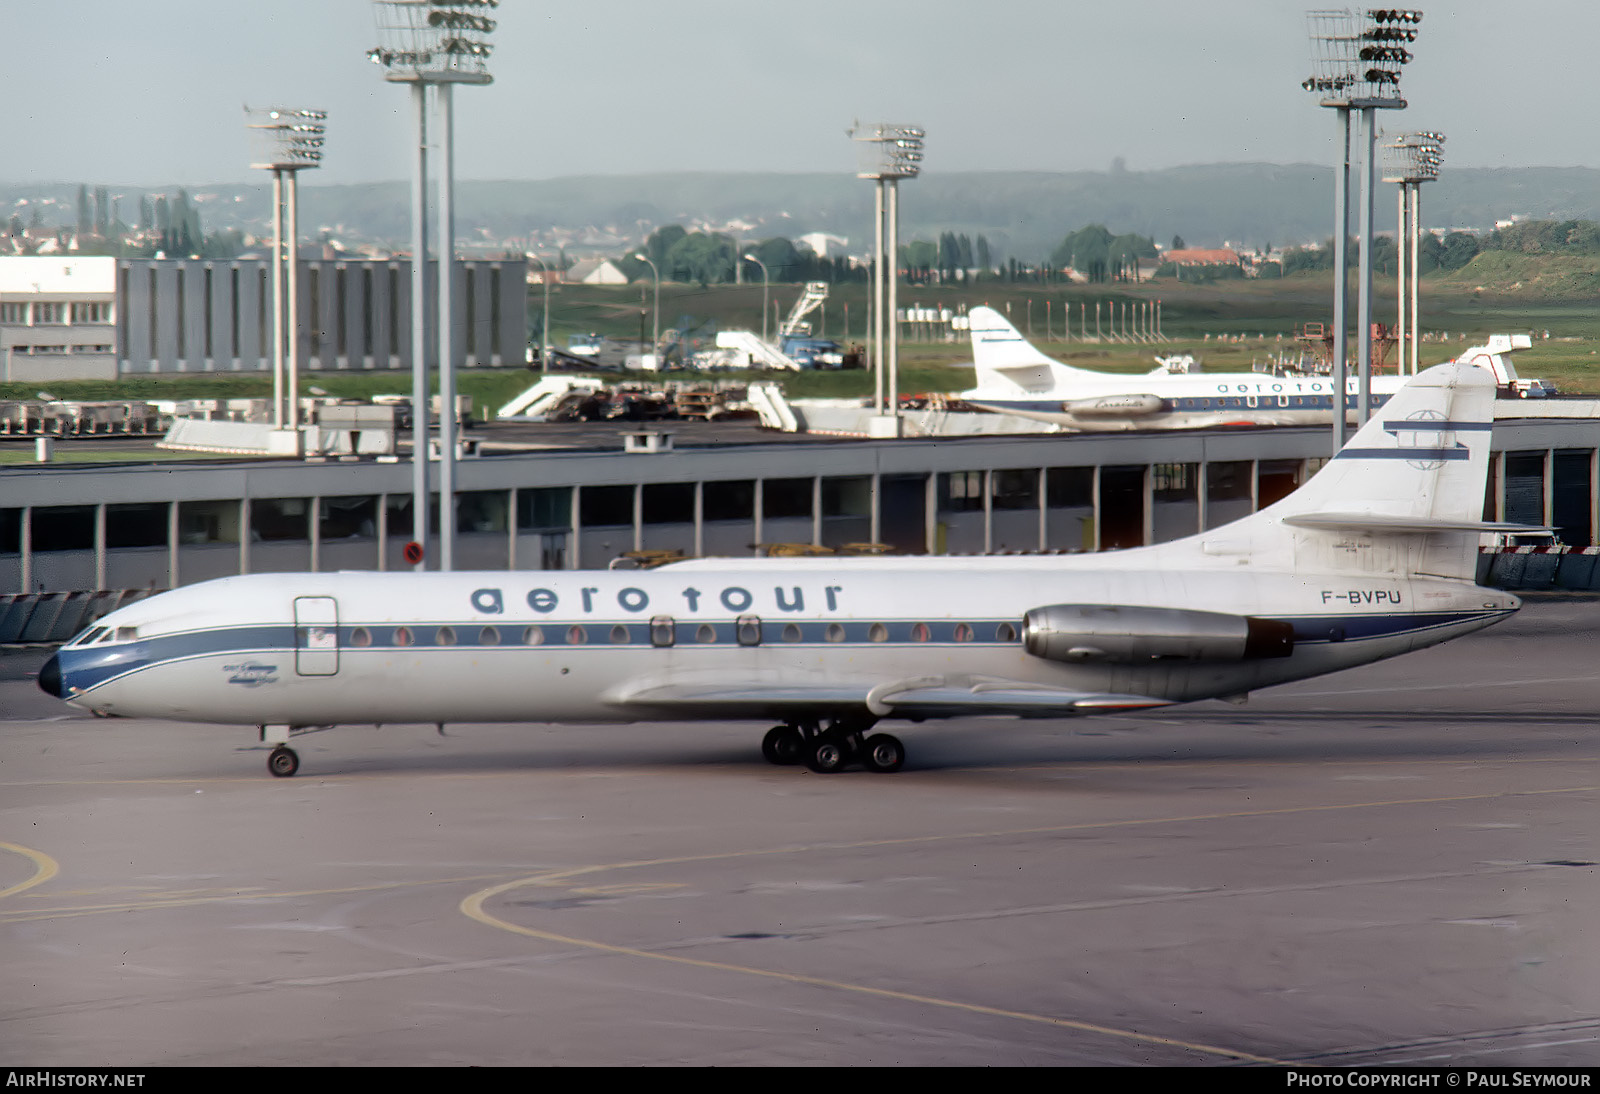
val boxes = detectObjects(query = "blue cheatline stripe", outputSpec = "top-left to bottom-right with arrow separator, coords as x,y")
975,393 -> 1402,415
1383,420 -> 1494,432
354,619 -> 1020,650
56,626 -> 292,692
1334,447 -> 1471,461
57,610 -> 1509,697
1279,609 -> 1507,644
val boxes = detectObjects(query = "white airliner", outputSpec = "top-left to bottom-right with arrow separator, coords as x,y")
963,305 -> 1407,431
40,361 -> 1533,778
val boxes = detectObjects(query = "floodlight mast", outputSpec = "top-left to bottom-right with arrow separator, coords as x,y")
1304,8 -> 1419,454
850,123 -> 924,438
246,107 -> 326,447
1384,131 -> 1444,376
369,1 -> 496,573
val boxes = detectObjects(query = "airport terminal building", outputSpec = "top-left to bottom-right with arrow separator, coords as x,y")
1,414 -> 1594,600
0,255 -> 528,380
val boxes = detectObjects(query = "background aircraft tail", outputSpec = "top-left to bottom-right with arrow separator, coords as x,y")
1175,360 -> 1523,580
966,305 -> 1110,394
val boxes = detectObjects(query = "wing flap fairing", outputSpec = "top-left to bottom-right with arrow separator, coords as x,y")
615,677 -> 1171,720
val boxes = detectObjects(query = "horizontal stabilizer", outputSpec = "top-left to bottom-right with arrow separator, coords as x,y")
1282,512 -> 1555,536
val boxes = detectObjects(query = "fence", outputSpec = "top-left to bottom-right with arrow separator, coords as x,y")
0,589 -> 155,645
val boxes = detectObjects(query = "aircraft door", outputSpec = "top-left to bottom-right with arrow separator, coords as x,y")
294,596 -> 340,676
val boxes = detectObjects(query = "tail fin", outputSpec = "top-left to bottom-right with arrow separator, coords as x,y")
966,305 -> 1107,394
1182,361 -> 1531,580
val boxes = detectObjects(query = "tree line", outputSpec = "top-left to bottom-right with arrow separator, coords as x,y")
6,183 -> 244,260
1267,220 -> 1600,279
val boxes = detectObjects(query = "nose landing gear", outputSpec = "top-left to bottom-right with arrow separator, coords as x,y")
267,746 -> 300,778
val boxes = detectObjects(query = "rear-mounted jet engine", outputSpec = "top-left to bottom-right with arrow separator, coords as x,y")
1022,604 -> 1295,663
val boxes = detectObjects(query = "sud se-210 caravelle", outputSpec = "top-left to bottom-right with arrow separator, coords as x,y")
40,361 -> 1533,777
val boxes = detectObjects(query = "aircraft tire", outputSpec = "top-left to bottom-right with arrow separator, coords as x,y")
761,725 -> 804,765
803,738 -> 848,774
267,747 -> 300,778
861,734 -> 905,774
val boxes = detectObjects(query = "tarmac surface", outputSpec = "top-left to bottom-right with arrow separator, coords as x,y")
3,596 -> 1599,1066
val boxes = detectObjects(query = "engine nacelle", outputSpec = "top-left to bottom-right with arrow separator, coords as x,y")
1022,604 -> 1294,664
1061,393 -> 1165,419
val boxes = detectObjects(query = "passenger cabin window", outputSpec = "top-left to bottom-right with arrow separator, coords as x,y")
480,626 -> 500,646
521,626 -> 544,646
736,616 -> 762,646
695,623 -> 717,644
650,617 -> 675,647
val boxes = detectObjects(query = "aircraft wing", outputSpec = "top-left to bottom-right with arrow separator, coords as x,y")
614,677 -> 1173,720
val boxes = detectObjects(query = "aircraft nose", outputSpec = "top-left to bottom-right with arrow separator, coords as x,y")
38,654 -> 62,698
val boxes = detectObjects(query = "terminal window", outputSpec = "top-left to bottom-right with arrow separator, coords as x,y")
516,487 -> 572,532
179,500 -> 241,545
107,503 -> 169,549
703,480 -> 754,523
1045,467 -> 1093,509
762,478 -> 812,520
642,483 -> 695,525
580,485 -> 634,528
30,506 -> 94,552
991,469 -> 1040,510
253,498 -> 311,542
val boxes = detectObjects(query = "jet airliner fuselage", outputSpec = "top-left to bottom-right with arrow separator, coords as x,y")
40,361 -> 1532,776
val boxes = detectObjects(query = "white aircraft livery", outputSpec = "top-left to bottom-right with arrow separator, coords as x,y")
40,361 -> 1532,778
963,305 -> 1407,431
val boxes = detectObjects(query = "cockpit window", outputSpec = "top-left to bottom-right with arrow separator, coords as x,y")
73,627 -> 108,647
114,627 -> 138,642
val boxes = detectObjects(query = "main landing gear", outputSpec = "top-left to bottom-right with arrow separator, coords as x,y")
761,719 -> 905,774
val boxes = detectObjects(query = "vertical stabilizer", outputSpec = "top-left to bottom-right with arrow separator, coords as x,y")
965,306 -> 1109,395
1168,361 -> 1512,579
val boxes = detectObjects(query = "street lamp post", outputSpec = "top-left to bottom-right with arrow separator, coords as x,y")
632,252 -> 660,362
245,107 -> 325,449
742,253 -> 769,343
1304,7 -> 1421,452
849,122 -> 924,438
528,251 -> 552,373
369,0 -> 495,573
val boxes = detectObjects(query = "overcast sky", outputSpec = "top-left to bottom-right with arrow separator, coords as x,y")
6,1 -> 1595,187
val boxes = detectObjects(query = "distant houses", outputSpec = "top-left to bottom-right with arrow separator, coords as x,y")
1164,247 -> 1242,269
547,258 -> 626,285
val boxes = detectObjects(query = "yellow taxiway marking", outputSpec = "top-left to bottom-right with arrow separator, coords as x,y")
464,877 -> 1286,1065
0,841 -> 59,901
459,785 -> 1599,1066
0,872 -> 521,925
